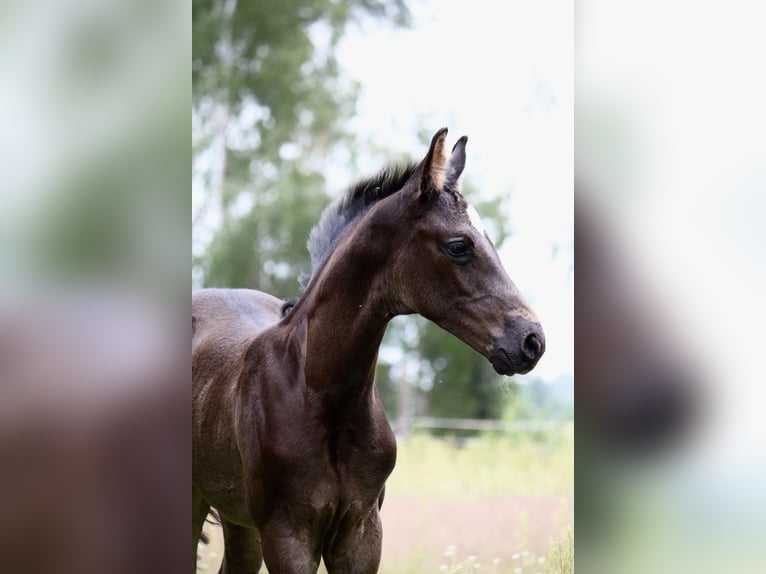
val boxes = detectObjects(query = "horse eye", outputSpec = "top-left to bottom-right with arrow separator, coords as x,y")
446,241 -> 470,258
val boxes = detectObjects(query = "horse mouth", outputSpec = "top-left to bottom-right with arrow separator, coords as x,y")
490,348 -> 534,376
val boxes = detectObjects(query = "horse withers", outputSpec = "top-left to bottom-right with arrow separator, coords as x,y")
192,128 -> 545,573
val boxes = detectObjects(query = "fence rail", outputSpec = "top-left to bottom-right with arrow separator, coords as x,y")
408,417 -> 568,433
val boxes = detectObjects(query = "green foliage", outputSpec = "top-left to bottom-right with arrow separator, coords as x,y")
435,529 -> 574,574
193,0 -> 409,291
543,528 -> 574,574
387,429 -> 574,498
200,165 -> 328,297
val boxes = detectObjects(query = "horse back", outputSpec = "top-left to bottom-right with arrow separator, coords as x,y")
192,288 -> 283,397
193,288 -> 282,347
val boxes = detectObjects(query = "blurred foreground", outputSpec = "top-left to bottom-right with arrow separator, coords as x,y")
577,1 -> 766,572
0,296 -> 188,573
0,1 -> 189,572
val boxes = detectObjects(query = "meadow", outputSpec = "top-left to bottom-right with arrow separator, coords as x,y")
198,425 -> 573,573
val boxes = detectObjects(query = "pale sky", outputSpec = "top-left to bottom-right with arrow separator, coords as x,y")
336,0 -> 574,381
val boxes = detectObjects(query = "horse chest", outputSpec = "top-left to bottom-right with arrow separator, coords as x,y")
267,416 -> 395,507
329,421 -> 397,499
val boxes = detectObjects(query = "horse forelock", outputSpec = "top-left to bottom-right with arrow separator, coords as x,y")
299,162 -> 419,290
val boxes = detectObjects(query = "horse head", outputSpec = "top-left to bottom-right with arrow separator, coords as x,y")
389,128 -> 545,376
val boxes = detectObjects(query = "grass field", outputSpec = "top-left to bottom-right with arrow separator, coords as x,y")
198,425 -> 573,573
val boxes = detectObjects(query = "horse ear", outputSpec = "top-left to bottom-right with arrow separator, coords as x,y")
445,135 -> 467,189
418,127 -> 449,196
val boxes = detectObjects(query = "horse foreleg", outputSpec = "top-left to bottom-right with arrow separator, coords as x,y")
323,507 -> 383,574
218,519 -> 263,574
260,517 -> 322,574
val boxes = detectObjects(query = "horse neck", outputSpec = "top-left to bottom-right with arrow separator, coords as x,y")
290,245 -> 393,398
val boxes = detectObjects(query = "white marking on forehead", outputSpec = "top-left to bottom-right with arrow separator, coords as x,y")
466,203 -> 488,237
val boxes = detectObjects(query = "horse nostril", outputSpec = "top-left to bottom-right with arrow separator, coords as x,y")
522,332 -> 543,361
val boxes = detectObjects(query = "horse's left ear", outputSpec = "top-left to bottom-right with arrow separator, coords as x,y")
418,127 -> 449,197
445,135 -> 467,189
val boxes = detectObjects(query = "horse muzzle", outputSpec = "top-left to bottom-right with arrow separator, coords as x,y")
490,317 -> 546,376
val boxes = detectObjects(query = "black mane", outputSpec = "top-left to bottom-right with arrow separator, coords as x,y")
298,162 -> 418,290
